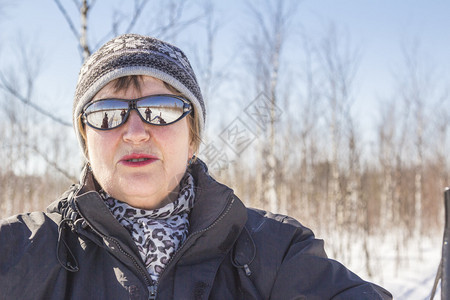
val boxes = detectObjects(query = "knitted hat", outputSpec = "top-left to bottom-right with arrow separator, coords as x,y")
73,33 -> 205,157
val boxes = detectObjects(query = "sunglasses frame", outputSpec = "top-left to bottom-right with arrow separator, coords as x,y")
82,94 -> 192,130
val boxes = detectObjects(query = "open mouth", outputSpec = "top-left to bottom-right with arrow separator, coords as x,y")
127,158 -> 150,163
120,154 -> 157,167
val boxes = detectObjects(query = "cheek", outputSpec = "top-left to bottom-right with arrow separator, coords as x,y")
85,128 -> 116,163
85,129 -> 98,156
157,122 -> 192,159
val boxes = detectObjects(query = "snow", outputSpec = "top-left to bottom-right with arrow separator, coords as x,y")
381,239 -> 441,300
332,235 -> 443,299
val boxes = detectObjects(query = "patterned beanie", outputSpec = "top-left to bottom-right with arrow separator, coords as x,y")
73,33 -> 205,157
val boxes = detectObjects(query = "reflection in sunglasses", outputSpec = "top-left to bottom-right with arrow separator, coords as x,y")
82,94 -> 192,130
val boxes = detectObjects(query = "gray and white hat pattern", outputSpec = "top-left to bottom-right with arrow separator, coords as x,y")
73,33 -> 205,157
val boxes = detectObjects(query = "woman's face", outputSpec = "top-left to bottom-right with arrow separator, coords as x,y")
85,76 -> 194,209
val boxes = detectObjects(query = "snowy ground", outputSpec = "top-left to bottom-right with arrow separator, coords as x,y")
323,233 -> 442,299
381,239 -> 441,300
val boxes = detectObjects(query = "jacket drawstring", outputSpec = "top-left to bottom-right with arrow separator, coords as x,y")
56,186 -> 81,272
57,216 -> 80,272
231,226 -> 256,276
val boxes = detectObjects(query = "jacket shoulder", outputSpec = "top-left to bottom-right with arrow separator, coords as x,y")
0,210 -> 61,232
229,208 -> 325,297
245,208 -> 318,248
242,208 -> 391,299
0,211 -> 61,272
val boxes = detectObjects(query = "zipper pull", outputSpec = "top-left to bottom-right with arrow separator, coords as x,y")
148,285 -> 157,300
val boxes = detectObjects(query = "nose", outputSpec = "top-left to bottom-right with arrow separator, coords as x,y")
122,110 -> 151,143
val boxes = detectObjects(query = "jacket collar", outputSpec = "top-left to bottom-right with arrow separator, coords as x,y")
177,160 -> 248,259
188,159 -> 247,233
55,160 -> 248,281
72,165 -> 141,255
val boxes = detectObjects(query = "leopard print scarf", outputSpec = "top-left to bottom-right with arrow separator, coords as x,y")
101,172 -> 195,284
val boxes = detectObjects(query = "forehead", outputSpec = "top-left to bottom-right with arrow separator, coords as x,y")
93,76 -> 173,100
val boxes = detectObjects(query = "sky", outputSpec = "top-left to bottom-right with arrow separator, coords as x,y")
1,0 -> 450,144
300,0 -> 450,128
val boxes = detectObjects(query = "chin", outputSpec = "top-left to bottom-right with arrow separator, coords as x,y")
121,173 -> 160,189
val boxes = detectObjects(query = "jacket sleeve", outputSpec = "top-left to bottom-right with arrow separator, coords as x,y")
268,218 -> 392,300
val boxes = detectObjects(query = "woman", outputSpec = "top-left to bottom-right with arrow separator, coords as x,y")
0,34 -> 392,299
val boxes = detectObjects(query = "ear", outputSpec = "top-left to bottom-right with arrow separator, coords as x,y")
188,142 -> 195,160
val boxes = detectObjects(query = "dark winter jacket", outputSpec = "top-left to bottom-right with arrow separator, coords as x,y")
0,160 -> 392,299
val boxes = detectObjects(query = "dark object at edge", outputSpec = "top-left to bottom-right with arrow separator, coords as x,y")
430,188 -> 450,299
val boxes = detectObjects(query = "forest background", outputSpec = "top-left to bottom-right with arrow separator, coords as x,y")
1,1 -> 448,298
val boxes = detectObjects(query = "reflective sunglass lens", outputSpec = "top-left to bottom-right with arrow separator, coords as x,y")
83,95 -> 191,130
136,96 -> 186,125
85,100 -> 128,129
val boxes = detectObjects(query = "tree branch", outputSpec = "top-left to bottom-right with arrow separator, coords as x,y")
80,0 -> 91,61
29,144 -> 77,182
125,0 -> 150,32
0,73 -> 72,127
54,0 -> 80,41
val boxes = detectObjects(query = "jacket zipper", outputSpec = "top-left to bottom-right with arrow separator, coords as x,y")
148,285 -> 157,300
73,191 -> 235,299
148,196 -> 236,299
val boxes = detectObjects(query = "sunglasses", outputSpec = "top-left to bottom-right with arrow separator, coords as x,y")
82,94 -> 192,130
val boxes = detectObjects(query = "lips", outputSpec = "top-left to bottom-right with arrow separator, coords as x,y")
119,153 -> 158,167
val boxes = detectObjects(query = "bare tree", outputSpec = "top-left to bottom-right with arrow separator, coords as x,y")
146,1 -> 204,42
374,37 -> 446,275
401,40 -> 426,241
431,88 -> 450,205
316,23 -> 360,237
243,0 -> 299,213
0,35 -> 79,216
54,0 -> 155,62
191,0 -> 229,103
53,0 -> 94,61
